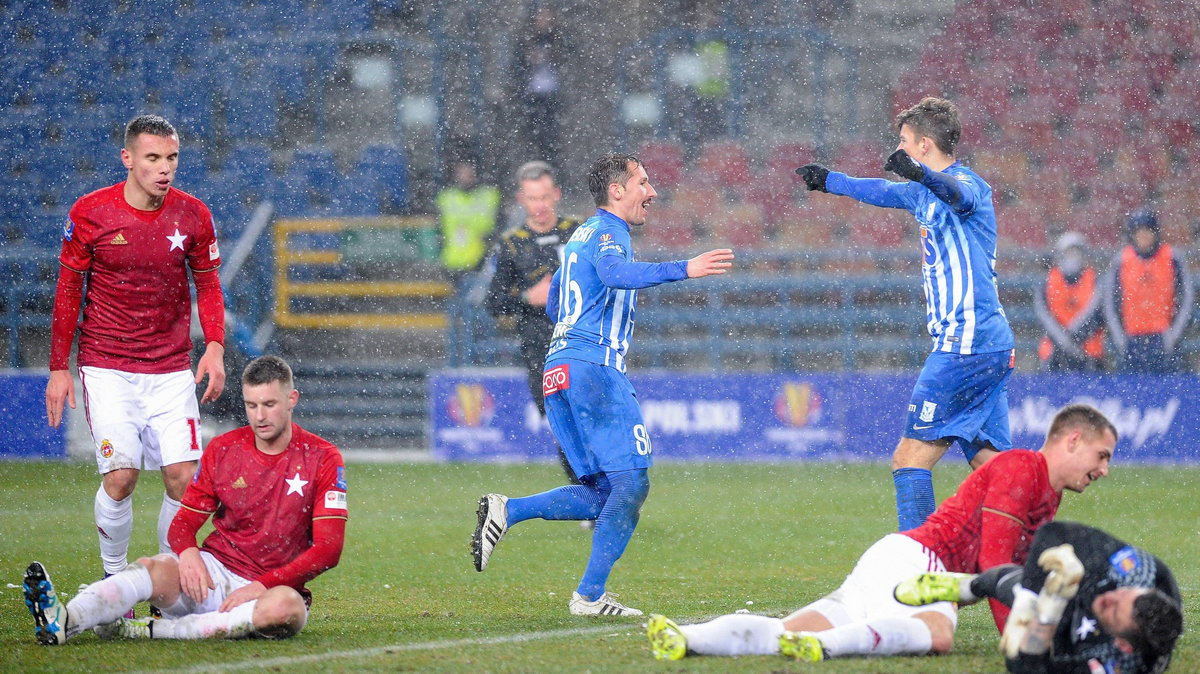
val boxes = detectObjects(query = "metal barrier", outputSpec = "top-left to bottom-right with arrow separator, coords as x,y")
273,216 -> 450,329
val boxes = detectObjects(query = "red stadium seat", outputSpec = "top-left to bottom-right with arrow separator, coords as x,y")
695,140 -> 752,189
637,140 -> 685,192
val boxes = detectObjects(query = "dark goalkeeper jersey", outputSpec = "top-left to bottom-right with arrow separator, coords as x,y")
1015,523 -> 1181,674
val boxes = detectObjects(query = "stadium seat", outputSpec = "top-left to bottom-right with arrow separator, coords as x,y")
831,139 -> 884,179
637,204 -> 694,252
636,140 -> 685,192
695,140 -> 751,189
355,144 -> 410,213
223,142 -> 275,188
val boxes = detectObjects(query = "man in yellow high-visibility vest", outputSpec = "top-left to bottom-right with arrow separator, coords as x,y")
437,159 -> 500,365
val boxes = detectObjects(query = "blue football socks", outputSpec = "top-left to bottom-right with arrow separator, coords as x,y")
577,468 -> 650,601
505,476 -> 609,526
893,467 -> 936,531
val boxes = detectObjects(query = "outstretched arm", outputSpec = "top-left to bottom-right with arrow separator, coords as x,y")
595,248 -> 734,289
885,149 -> 977,214
797,162 -> 911,209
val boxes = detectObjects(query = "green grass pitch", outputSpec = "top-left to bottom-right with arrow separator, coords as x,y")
1,459 -> 1196,672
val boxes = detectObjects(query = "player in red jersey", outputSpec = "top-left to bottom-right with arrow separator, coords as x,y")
22,355 -> 347,644
45,114 -> 227,580
645,404 -> 1117,663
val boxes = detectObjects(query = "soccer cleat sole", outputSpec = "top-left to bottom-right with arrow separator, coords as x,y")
471,495 -> 506,572
893,572 -> 970,606
23,562 -> 64,646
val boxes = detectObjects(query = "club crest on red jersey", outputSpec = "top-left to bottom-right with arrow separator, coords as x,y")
62,219 -> 74,241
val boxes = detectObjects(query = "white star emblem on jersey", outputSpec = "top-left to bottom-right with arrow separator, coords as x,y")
1075,615 -> 1097,639
166,228 -> 187,251
284,472 -> 308,496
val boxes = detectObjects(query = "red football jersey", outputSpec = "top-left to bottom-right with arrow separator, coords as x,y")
60,182 -> 221,373
181,424 -> 348,588
905,449 -> 1061,574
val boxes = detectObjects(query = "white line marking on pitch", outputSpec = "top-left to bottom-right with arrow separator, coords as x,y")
168,624 -> 628,673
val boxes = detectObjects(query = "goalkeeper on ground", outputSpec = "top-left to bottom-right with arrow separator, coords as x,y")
895,520 -> 1183,673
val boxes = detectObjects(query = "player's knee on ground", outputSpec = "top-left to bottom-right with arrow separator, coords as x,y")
253,587 -> 308,639
920,612 -> 956,654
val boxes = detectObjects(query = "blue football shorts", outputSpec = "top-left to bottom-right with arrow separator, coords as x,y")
542,358 -> 653,478
903,348 -> 1014,461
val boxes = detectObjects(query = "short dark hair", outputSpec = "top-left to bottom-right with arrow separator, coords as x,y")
1046,403 -> 1118,444
124,114 -> 178,148
894,97 -> 961,156
1128,589 -> 1183,659
242,355 -> 294,389
587,152 -> 641,207
515,160 -> 556,187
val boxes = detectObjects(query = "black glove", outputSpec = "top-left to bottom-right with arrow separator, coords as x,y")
884,149 -> 925,182
795,164 -> 830,192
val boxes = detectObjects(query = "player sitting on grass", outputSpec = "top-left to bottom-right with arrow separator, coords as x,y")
23,355 -> 347,644
894,520 -> 1182,673
646,404 -> 1116,663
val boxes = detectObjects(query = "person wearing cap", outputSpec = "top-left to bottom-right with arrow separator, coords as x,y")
1035,232 -> 1106,371
1101,208 -> 1194,373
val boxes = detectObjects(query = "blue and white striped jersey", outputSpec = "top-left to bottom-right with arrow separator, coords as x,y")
826,163 -> 1014,355
545,209 -> 688,372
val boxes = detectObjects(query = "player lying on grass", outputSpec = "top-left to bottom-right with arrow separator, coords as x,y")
646,404 -> 1116,662
23,356 -> 347,644
895,520 -> 1182,674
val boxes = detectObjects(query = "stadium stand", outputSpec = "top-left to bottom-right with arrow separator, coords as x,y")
1,0 -> 1197,388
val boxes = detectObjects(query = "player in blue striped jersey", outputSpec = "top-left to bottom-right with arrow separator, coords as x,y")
471,152 -> 734,616
796,97 -> 1015,531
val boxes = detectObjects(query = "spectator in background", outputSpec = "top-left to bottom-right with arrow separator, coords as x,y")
1102,208 -> 1194,373
515,5 -> 565,161
437,158 -> 501,366
483,161 -> 582,484
1035,232 -> 1106,372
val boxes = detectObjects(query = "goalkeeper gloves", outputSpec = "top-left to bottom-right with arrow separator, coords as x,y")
795,164 -> 830,192
884,149 -> 926,182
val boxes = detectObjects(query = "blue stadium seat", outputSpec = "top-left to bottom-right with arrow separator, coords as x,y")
289,146 -> 340,189
355,144 -> 409,213
222,142 -> 274,188
224,89 -> 279,143
264,46 -> 315,107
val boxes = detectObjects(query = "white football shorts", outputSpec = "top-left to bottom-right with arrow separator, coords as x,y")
80,366 -> 202,474
158,550 -> 251,618
800,533 -> 959,627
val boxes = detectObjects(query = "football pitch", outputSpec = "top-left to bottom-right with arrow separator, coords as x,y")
2,459 -> 1197,673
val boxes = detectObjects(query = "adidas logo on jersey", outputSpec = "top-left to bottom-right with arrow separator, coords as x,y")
110,233 -> 129,245
232,476 -> 247,489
